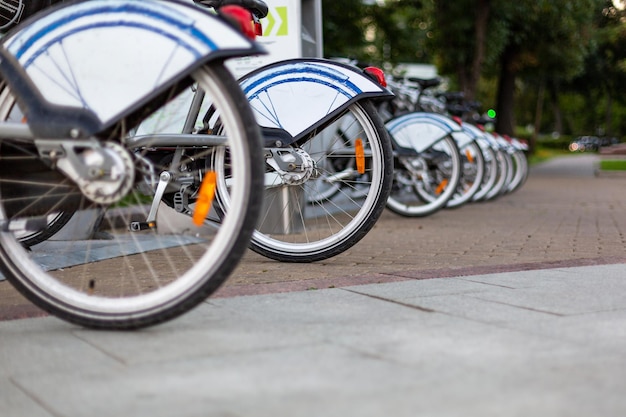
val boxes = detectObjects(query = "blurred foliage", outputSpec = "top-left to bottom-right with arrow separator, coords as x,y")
528,147 -> 572,166
321,0 -> 626,151
322,0 -> 433,65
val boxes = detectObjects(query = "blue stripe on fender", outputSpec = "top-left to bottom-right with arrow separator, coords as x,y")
242,63 -> 363,99
10,2 -> 217,62
387,113 -> 459,134
21,21 -> 204,68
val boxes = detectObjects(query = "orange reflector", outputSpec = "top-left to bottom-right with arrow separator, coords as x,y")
465,149 -> 474,164
355,138 -> 365,174
435,178 -> 449,195
192,171 -> 217,227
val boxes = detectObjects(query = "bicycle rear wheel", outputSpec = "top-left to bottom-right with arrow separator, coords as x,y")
386,136 -> 462,217
0,65 -> 263,329
214,100 -> 393,262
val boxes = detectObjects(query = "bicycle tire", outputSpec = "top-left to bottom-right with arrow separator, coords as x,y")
386,135 -> 462,217
0,64 -> 263,329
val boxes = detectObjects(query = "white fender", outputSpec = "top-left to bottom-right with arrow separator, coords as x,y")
386,112 -> 463,154
491,133 -> 514,152
2,0 -> 261,129
453,130 -> 475,149
239,59 -> 392,142
461,123 -> 495,153
462,123 -> 485,139
459,122 -> 492,148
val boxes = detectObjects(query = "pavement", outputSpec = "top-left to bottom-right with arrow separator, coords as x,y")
2,153 -> 626,416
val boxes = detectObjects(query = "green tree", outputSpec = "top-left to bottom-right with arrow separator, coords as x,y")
430,0 -> 503,101
322,0 -> 431,66
364,0 -> 430,65
321,0 -> 622,146
431,0 -> 598,144
491,0 -> 598,140
321,0 -> 368,59
565,1 -> 626,137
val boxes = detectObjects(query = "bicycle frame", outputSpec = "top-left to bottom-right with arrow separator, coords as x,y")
0,0 -> 264,140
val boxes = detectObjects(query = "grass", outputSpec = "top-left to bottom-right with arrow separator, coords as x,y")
599,159 -> 626,171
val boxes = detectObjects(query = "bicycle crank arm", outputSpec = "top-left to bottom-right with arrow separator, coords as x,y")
129,171 -> 172,232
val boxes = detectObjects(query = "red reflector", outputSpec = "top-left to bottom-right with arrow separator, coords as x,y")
254,21 -> 263,36
220,5 -> 256,40
452,116 -> 463,126
364,66 -> 387,87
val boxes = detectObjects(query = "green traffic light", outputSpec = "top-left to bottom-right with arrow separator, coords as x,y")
487,109 -> 497,119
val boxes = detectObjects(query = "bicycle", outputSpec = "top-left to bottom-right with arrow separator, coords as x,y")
137,55 -> 395,263
0,0 -> 266,329
379,76 -> 467,217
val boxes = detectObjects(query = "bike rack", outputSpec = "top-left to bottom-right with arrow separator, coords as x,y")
258,185 -> 305,235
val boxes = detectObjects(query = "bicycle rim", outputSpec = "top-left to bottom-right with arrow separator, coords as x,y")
0,65 -> 262,329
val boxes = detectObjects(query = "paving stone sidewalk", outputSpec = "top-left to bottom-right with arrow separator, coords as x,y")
220,153 -> 626,295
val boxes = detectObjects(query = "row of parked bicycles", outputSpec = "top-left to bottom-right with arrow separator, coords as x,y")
0,0 -> 527,330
